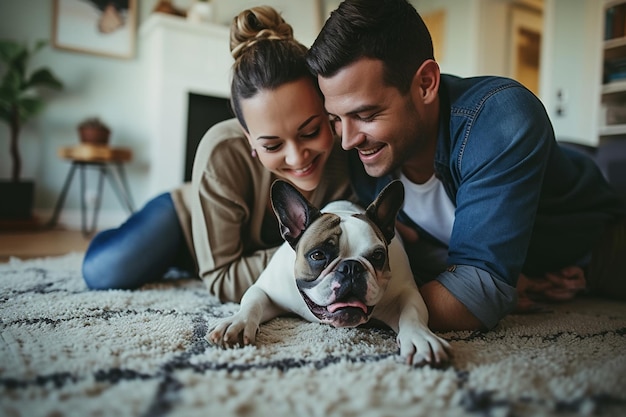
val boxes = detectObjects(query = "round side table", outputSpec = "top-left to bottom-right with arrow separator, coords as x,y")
48,144 -> 135,236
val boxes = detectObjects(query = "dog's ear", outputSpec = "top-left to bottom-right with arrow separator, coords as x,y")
271,180 -> 322,248
365,180 -> 404,244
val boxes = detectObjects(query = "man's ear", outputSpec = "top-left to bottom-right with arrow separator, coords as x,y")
413,59 -> 440,105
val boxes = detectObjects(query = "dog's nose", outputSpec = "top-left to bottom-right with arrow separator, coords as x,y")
338,260 -> 364,277
335,260 -> 367,300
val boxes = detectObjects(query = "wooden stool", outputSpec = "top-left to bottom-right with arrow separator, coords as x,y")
48,144 -> 135,236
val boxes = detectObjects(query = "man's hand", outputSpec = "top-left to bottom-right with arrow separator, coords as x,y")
419,280 -> 485,332
515,266 -> 586,314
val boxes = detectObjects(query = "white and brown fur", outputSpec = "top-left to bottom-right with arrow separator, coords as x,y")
208,180 -> 451,366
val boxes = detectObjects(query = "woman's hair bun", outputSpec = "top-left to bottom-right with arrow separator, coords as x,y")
230,6 -> 294,60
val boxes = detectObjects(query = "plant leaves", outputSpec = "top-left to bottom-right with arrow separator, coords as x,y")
0,39 -> 23,62
18,97 -> 44,122
0,70 -> 21,97
27,68 -> 63,90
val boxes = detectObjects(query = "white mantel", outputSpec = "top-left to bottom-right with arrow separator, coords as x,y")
140,13 -> 233,196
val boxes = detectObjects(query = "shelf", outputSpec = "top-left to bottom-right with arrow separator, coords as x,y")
598,1 -> 626,144
599,124 -> 626,136
604,37 -> 626,59
602,79 -> 626,95
139,12 -> 229,39
605,0 -> 626,10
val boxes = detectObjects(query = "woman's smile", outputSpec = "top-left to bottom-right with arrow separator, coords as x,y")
286,154 -> 320,177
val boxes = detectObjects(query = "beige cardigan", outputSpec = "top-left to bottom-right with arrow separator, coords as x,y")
171,119 -> 355,303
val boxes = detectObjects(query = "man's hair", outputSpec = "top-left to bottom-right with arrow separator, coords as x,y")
307,0 -> 433,94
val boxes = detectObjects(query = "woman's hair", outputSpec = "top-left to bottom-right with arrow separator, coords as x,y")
230,6 -> 314,131
307,0 -> 433,94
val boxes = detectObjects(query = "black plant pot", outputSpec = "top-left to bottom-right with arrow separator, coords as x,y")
0,180 -> 35,219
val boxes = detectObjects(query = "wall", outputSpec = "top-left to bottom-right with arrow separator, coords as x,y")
418,0 -> 604,147
0,0 -> 321,229
417,0 -> 483,77
1,1 -> 148,228
0,0 -> 601,230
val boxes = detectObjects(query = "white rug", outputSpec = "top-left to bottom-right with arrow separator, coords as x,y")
1,253 -> 625,417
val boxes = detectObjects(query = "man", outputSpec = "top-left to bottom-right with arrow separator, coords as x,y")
306,0 -> 626,331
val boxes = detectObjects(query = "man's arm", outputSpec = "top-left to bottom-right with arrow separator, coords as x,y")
396,221 -> 504,331
420,280 -> 485,332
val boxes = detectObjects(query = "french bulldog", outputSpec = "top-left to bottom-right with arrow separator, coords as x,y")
207,180 -> 451,365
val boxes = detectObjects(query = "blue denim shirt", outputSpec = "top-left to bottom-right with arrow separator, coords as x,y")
350,74 -> 626,329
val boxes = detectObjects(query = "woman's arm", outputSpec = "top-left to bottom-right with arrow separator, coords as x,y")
189,120 -> 281,302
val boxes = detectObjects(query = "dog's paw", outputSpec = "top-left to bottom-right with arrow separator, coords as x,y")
206,314 -> 259,348
396,327 -> 451,366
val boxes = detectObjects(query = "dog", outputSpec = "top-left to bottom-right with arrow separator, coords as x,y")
207,180 -> 451,365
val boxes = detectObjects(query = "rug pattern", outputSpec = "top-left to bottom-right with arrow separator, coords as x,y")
1,254 -> 625,417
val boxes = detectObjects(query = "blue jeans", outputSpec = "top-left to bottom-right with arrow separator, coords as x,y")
82,193 -> 194,290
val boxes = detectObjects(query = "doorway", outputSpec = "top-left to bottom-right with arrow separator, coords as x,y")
508,1 -> 544,96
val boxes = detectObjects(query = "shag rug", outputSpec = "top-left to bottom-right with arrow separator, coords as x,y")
1,254 -> 625,417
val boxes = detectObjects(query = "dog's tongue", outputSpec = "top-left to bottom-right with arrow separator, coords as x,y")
327,300 -> 368,314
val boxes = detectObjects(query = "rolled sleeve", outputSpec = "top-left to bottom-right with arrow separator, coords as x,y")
436,265 -> 517,329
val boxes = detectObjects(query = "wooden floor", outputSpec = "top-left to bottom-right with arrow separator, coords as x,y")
0,227 -> 92,262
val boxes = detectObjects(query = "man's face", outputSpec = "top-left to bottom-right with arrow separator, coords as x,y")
318,58 -> 430,178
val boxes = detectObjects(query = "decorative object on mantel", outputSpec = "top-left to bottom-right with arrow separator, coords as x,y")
0,38 -> 63,224
77,117 -> 111,145
152,0 -> 186,17
187,0 -> 214,24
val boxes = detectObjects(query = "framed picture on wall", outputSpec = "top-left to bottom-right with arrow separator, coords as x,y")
52,0 -> 137,59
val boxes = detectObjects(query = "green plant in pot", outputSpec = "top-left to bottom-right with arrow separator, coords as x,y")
0,39 -> 63,220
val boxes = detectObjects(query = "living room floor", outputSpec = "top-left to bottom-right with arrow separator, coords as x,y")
0,228 -> 91,262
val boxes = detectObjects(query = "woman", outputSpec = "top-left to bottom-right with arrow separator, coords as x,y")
82,6 -> 355,302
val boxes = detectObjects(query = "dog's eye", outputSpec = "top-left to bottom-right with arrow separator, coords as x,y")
310,250 -> 326,261
372,250 -> 385,261
370,249 -> 386,267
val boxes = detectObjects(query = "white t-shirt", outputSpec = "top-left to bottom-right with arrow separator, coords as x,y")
399,173 -> 455,244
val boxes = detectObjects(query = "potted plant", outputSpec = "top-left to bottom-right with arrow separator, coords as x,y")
0,39 -> 63,220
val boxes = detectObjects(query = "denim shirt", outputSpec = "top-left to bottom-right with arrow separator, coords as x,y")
350,74 -> 626,329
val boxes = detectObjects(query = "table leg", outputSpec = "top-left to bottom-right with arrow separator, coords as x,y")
47,162 -> 78,228
105,163 -> 135,214
116,163 -> 135,212
80,163 -> 87,235
48,157 -> 135,234
87,165 -> 106,236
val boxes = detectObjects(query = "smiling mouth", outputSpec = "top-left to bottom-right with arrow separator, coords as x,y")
358,144 -> 385,158
299,290 -> 374,327
289,155 -> 319,177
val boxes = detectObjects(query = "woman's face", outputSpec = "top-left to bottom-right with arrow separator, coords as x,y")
240,77 -> 334,195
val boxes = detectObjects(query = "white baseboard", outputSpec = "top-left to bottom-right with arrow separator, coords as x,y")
35,208 -> 129,232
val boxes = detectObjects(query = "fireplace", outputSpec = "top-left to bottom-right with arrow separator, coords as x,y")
184,93 -> 233,181
140,13 -> 233,196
